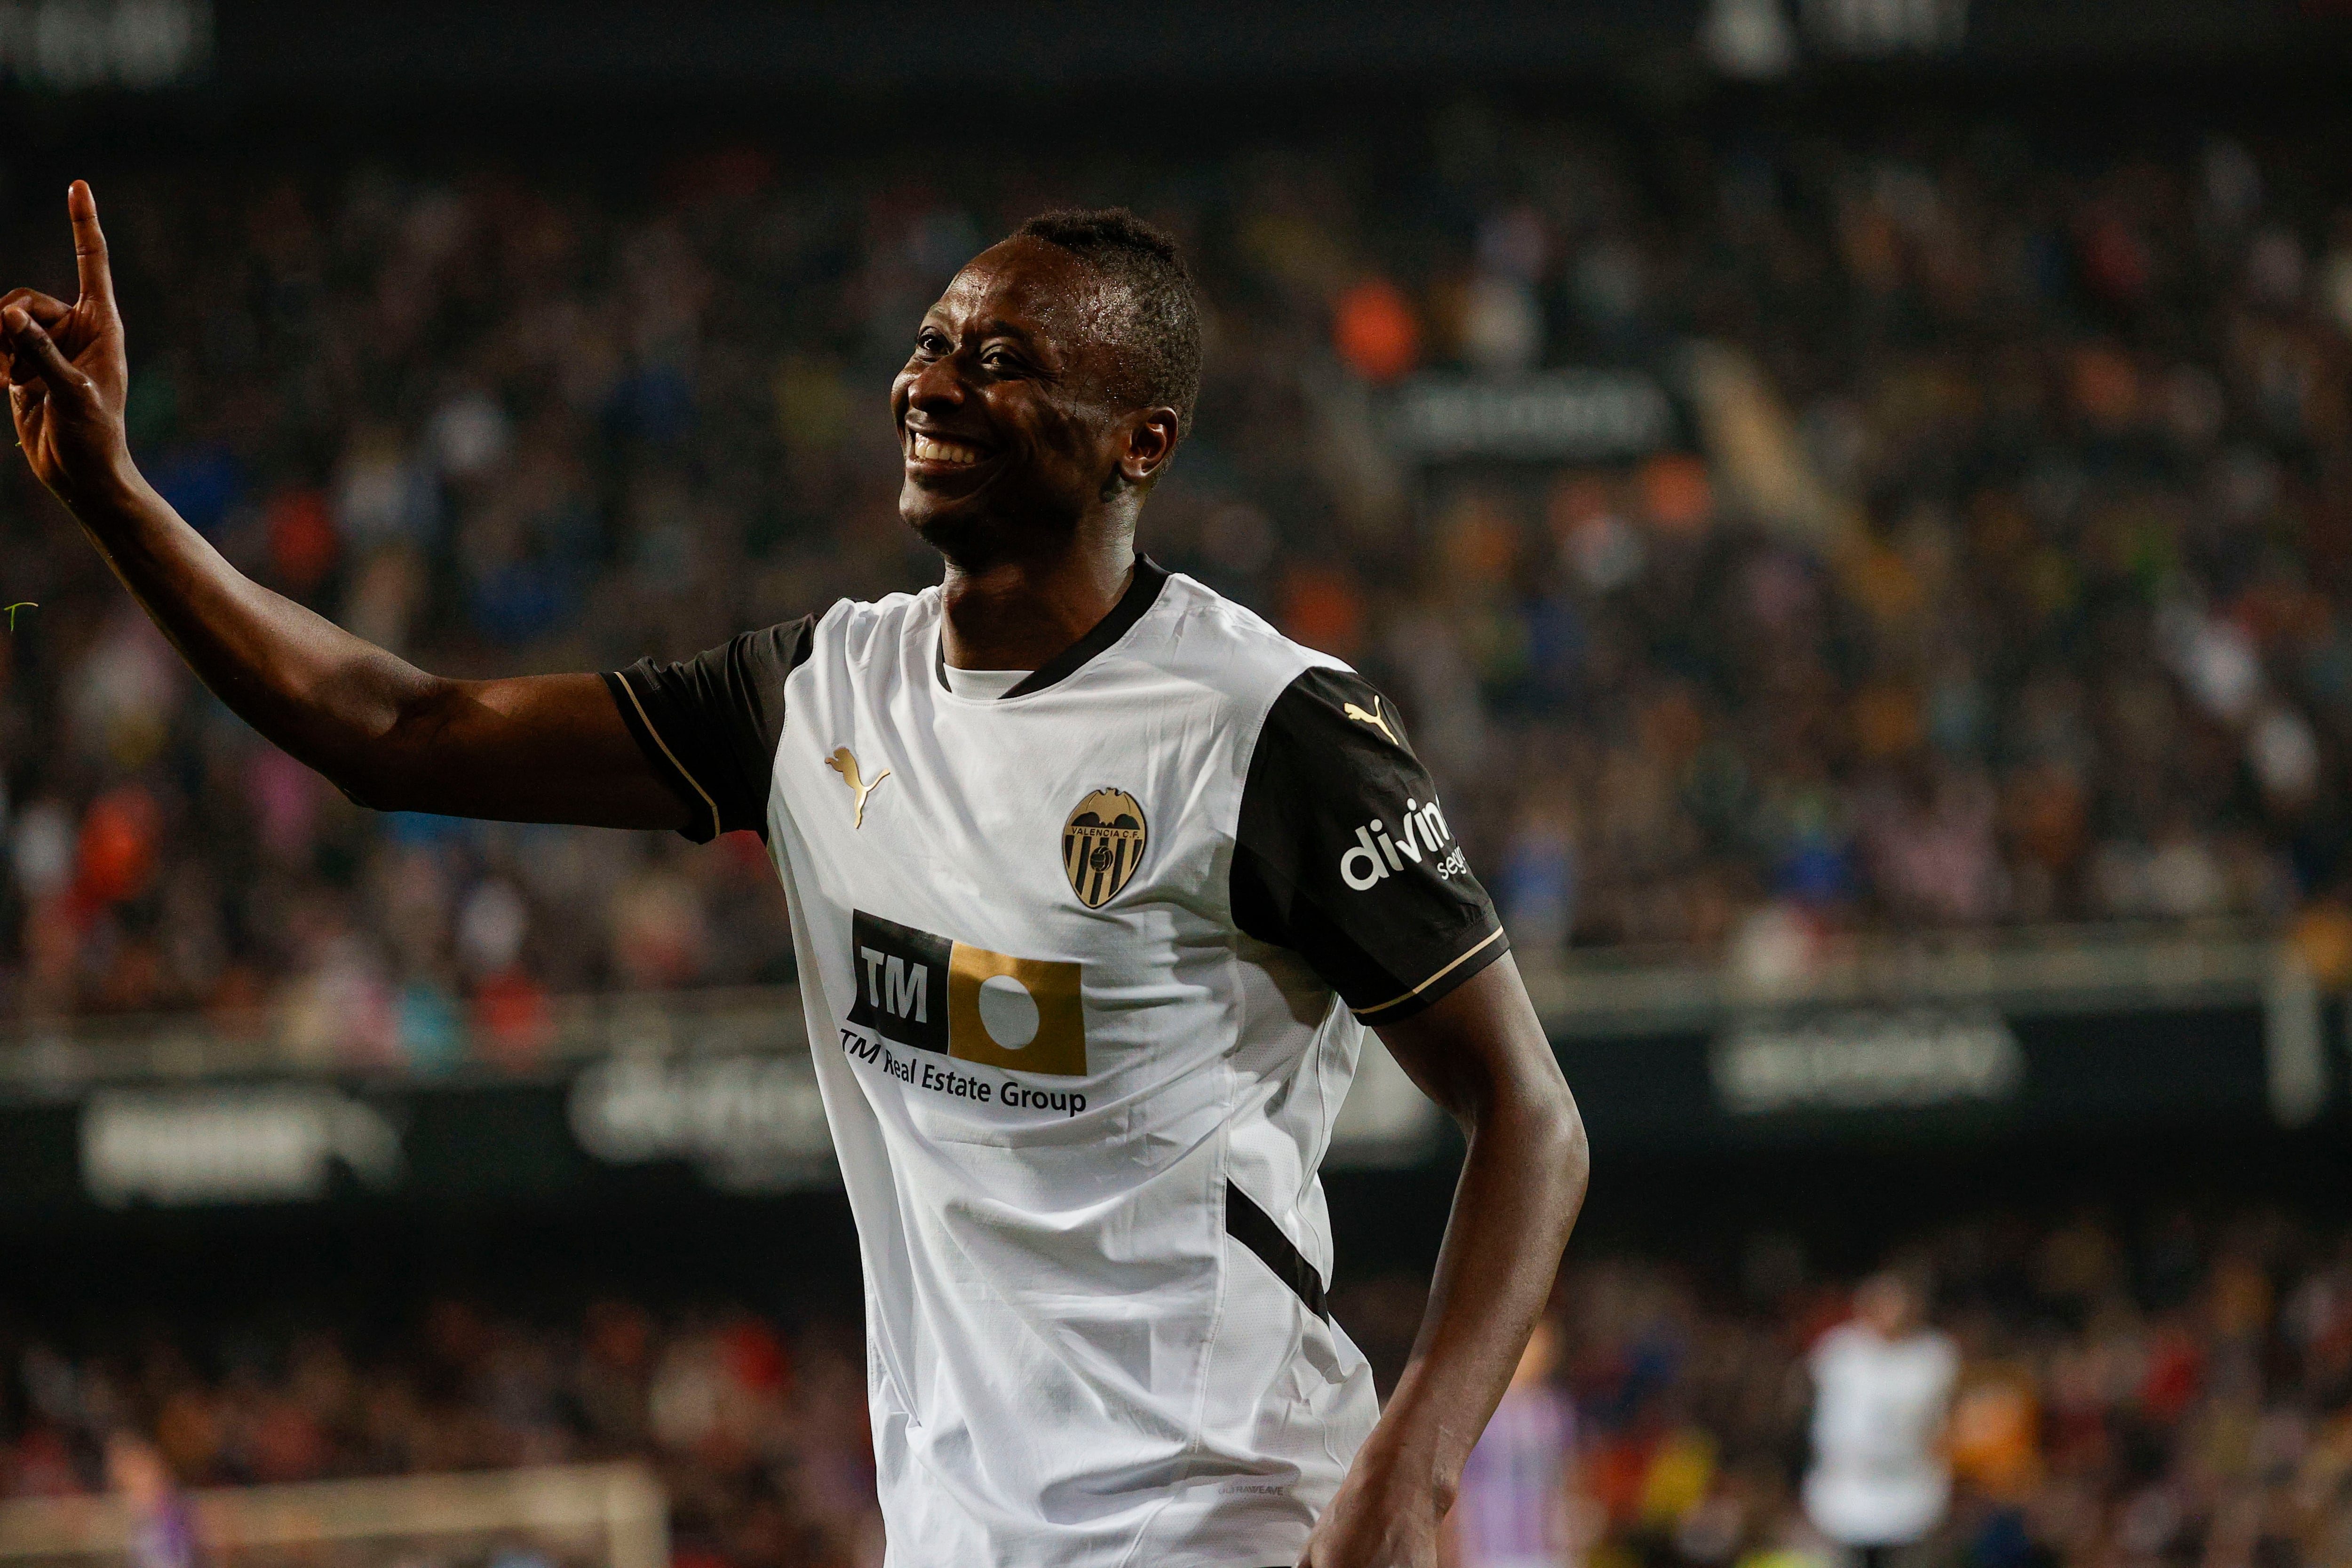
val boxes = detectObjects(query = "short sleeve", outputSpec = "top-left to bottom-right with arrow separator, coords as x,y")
603,616 -> 818,843
1231,667 -> 1508,1024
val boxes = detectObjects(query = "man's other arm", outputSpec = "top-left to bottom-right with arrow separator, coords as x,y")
1303,955 -> 1588,1568
0,181 -> 689,831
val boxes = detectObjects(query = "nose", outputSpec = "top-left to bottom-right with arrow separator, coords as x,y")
899,350 -> 968,420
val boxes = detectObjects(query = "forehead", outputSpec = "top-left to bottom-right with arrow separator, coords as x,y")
928,237 -> 1118,347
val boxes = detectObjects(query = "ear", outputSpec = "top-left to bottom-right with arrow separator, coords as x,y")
1117,406 -> 1182,488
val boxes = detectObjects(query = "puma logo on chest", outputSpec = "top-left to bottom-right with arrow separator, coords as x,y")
826,747 -> 891,828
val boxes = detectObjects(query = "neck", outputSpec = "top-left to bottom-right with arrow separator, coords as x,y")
938,526 -> 1136,671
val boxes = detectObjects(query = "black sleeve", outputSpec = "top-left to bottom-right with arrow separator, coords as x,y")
602,616 -> 818,843
1231,667 -> 1508,1024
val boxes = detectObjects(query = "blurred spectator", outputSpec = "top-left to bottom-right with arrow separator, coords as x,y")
105,1432 -> 195,1568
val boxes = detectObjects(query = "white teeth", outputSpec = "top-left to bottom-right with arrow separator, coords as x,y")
910,434 -> 980,466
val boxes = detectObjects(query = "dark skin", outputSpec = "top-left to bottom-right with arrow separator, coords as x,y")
2,182 -> 1589,1568
894,234 -> 1171,669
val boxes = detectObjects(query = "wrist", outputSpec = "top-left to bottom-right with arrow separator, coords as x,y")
60,443 -> 146,518
1350,1420 -> 1460,1517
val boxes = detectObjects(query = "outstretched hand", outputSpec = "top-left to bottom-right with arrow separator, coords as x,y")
1,180 -> 131,509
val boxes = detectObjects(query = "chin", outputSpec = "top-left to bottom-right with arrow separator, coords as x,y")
900,481 -> 1087,569
902,494 -> 990,562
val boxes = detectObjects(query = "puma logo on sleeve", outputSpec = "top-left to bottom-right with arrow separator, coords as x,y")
1342,696 -> 1397,746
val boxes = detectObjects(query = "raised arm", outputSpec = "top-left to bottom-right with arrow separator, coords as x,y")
1305,955 -> 1589,1568
0,181 -> 687,830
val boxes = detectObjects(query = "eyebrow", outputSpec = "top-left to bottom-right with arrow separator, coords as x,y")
923,300 -> 1045,340
980,318 -> 1043,345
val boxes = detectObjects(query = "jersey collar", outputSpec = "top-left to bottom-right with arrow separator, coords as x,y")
933,555 -> 1171,700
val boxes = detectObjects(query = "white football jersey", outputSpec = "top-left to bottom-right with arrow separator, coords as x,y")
1804,1324 -> 1958,1546
606,560 -> 1506,1568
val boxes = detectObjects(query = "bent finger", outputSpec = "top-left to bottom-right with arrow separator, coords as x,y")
4,305 -> 87,398
9,381 -> 50,435
0,288 -> 71,326
66,181 -> 115,315
0,291 -> 65,383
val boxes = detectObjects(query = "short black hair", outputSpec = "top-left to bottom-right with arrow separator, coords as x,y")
1013,207 -> 1202,440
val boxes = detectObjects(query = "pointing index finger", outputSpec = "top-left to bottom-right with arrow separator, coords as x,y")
67,179 -> 114,314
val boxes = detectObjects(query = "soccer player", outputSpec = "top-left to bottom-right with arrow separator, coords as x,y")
1453,1317 -> 1578,1568
1803,1274 -> 1957,1568
2,181 -> 1588,1568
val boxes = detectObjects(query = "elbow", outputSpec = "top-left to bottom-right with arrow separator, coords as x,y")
1462,1058 -> 1589,1204
327,752 -> 435,815
311,744 -> 416,815
294,736 -> 398,812
328,770 -> 396,813
1543,1079 -> 1591,1202
321,681 -> 454,814
1511,1066 -> 1588,1208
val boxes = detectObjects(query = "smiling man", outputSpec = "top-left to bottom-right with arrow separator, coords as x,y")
2,186 -> 1588,1568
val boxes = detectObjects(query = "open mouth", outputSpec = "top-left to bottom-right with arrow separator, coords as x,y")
905,430 -> 987,468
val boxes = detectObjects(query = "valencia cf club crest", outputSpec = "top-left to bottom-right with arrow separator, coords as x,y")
1062,788 -> 1148,908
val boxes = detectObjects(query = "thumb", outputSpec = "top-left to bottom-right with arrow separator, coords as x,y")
4,305 -> 88,399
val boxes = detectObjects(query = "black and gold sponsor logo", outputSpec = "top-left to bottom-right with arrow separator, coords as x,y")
846,910 -> 1085,1077
1061,787 -> 1147,909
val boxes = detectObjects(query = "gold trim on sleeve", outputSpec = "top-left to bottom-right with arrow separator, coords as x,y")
1352,927 -> 1506,1019
617,676 -> 722,840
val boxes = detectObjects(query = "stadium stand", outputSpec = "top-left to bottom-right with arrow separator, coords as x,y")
5,1210 -> 2350,1568
1,99 -> 2350,1046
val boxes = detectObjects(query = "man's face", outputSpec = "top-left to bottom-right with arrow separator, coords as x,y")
1857,1276 -> 1915,1337
890,237 -> 1157,557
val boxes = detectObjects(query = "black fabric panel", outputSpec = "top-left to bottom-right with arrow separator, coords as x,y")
992,556 -> 1170,698
1231,667 -> 1506,1023
605,615 -> 819,843
1224,1183 -> 1328,1321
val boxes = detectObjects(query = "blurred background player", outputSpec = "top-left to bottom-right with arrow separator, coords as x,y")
1453,1314 -> 1580,1568
1802,1273 -> 1958,1568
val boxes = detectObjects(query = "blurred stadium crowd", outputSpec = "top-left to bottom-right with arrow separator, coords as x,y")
4,1210 -> 2350,1568
2,102 -> 2352,1039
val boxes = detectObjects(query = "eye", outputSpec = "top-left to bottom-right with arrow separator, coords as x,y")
982,348 -> 1022,374
915,328 -> 948,357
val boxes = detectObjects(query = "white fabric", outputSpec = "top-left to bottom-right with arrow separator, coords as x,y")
769,575 -> 1379,1568
938,665 -> 1027,700
1803,1323 -> 1959,1546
